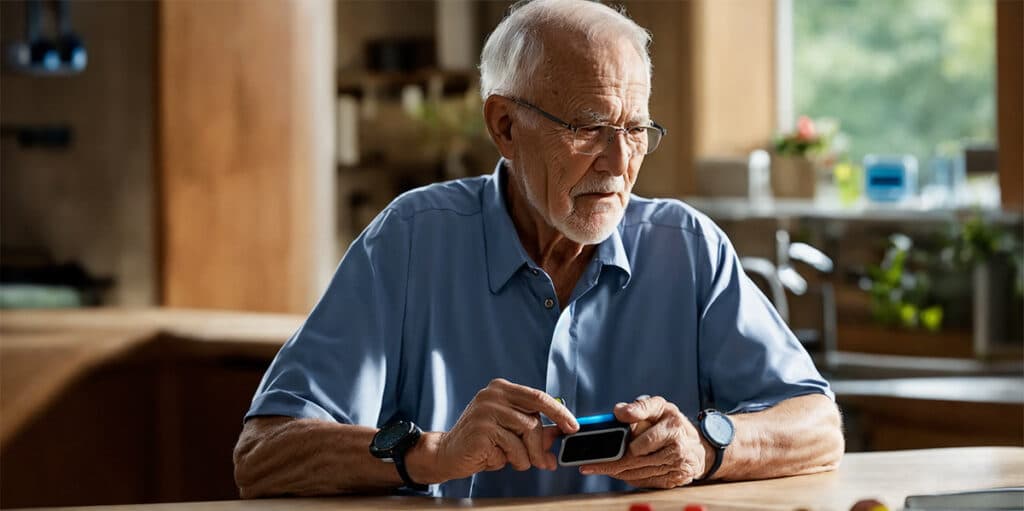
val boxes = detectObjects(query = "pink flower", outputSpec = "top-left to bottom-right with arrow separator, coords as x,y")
796,115 -> 817,140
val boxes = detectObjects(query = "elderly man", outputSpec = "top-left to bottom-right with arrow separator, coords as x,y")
234,0 -> 843,498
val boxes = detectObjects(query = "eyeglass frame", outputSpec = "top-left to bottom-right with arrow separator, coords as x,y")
506,96 -> 667,155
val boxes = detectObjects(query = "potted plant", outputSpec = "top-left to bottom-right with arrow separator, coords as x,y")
772,116 -> 844,199
862,234 -> 946,332
861,216 -> 1024,358
953,216 -> 1024,356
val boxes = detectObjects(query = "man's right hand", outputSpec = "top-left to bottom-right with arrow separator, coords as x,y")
411,378 -> 579,483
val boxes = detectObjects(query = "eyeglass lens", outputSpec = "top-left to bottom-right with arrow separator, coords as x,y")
573,125 -> 663,155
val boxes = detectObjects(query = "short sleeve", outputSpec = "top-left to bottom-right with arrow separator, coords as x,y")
245,208 -> 411,427
697,231 -> 834,414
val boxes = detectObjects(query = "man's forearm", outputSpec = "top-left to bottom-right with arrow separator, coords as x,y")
714,393 -> 844,481
233,416 -> 444,497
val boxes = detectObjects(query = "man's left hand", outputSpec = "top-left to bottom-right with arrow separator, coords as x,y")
578,396 -> 712,489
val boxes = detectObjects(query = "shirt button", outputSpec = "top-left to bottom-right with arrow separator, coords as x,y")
531,269 -> 540,276
543,298 -> 555,309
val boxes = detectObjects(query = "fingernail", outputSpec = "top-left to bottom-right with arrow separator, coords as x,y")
615,402 -> 628,408
580,467 -> 592,474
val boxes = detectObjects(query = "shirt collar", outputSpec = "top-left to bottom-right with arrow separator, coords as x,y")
482,160 -> 533,293
594,221 -> 632,289
481,159 -> 633,293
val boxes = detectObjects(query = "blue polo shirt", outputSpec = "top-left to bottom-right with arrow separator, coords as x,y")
246,160 -> 832,497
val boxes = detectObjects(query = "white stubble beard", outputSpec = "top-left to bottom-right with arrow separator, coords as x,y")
515,164 -> 627,245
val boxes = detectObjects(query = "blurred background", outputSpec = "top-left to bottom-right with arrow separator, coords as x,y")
0,0 -> 1021,507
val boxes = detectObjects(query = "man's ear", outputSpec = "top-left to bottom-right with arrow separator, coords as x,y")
483,95 -> 516,160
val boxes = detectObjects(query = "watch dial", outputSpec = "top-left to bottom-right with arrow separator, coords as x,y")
705,413 -> 734,445
374,422 -> 409,449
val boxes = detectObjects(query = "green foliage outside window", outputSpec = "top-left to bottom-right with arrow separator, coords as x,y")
793,0 -> 995,175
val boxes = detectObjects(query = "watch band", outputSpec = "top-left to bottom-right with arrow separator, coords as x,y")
394,456 -> 428,492
702,444 -> 726,481
695,409 -> 733,481
370,421 -> 430,492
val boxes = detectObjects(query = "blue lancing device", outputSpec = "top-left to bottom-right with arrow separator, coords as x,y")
558,413 -> 630,467
577,413 -> 617,426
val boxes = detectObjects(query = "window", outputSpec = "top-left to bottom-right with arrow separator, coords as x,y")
788,0 -> 996,173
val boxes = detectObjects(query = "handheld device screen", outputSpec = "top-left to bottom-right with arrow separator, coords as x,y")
559,428 -> 628,465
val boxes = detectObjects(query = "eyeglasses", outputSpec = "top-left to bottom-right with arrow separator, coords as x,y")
509,97 -> 666,156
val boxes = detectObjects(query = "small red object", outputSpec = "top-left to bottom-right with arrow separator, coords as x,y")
629,504 -> 653,511
683,505 -> 706,511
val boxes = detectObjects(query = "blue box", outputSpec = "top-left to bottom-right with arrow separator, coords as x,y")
864,155 -> 918,203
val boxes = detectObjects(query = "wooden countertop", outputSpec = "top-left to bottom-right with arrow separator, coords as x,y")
0,307 -> 303,343
13,447 -> 1024,511
832,376 -> 1024,404
0,308 -> 303,445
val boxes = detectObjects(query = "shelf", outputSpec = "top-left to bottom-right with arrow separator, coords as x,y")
337,69 -> 476,97
837,320 -> 1023,361
337,160 -> 441,175
683,196 -> 1023,224
827,351 -> 1024,378
837,322 -> 977,358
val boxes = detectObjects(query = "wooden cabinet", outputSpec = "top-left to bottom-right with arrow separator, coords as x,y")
0,310 -> 296,507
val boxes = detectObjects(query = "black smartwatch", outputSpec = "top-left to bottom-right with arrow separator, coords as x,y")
695,409 -> 734,481
369,420 -> 428,491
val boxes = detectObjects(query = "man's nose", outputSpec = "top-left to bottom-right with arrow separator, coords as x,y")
594,130 -> 632,175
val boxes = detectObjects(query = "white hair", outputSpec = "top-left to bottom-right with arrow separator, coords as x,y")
479,0 -> 652,100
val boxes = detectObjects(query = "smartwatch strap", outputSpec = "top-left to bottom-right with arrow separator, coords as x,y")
701,444 -> 726,481
393,455 -> 429,492
695,409 -> 731,481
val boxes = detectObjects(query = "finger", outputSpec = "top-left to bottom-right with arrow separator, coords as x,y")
491,426 -> 532,471
613,463 -> 675,481
628,415 -> 681,457
580,452 -> 649,477
626,470 -> 689,490
492,380 -> 578,433
542,425 -> 562,450
614,395 -> 668,423
542,426 -> 561,468
611,402 -> 653,436
590,442 -> 684,477
489,407 -> 552,470
633,420 -> 654,436
492,406 -> 541,436
484,449 -> 508,471
523,417 -> 555,470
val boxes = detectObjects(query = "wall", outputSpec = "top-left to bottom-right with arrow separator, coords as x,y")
0,0 -> 157,306
159,0 -> 336,313
621,0 -> 694,197
337,0 -> 435,74
691,0 -> 776,159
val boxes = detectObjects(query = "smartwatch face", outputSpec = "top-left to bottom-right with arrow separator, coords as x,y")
373,422 -> 411,451
703,413 -> 734,446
